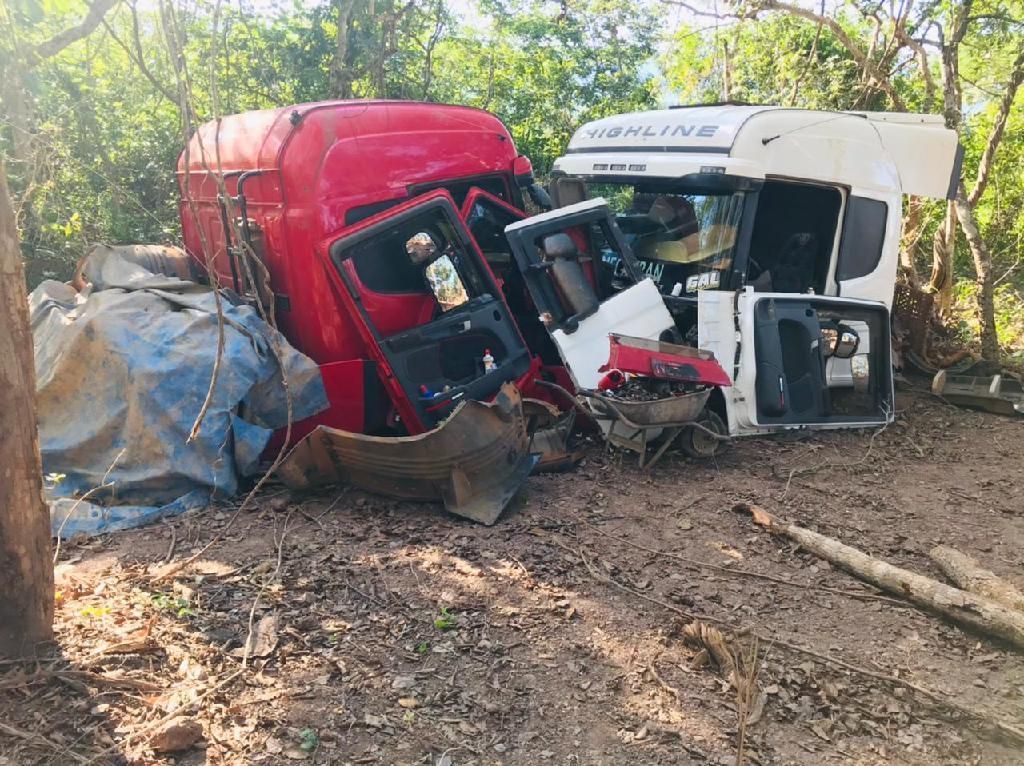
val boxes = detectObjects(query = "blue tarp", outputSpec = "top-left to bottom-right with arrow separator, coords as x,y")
30,247 -> 328,538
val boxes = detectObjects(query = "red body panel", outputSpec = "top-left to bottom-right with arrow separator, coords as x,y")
600,335 -> 733,388
177,101 -> 528,435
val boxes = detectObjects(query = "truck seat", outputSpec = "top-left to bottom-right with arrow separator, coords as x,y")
542,233 -> 600,317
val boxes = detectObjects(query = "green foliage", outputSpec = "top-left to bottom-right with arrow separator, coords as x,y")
955,280 -> 1024,363
663,15 -> 875,110
428,0 -> 660,172
4,0 -> 1024,360
150,591 -> 195,618
433,606 -> 456,630
2,0 -> 658,283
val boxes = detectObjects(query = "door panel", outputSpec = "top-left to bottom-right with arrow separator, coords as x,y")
504,198 -> 676,389
324,190 -> 531,432
461,186 -> 566,365
700,290 -> 893,434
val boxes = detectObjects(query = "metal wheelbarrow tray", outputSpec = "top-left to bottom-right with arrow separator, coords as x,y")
583,388 -> 715,467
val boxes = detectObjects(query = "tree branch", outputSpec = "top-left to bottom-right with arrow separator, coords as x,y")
893,18 -> 937,110
750,0 -> 907,110
33,0 -> 121,61
967,46 -> 1024,207
100,13 -> 177,104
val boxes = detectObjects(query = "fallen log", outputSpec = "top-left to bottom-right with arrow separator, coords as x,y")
929,545 -> 1024,613
736,503 -> 1024,652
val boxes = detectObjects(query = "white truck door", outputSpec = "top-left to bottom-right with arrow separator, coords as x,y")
699,288 -> 894,435
504,199 -> 676,389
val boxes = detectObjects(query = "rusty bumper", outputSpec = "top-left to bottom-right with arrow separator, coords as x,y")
276,383 -> 535,524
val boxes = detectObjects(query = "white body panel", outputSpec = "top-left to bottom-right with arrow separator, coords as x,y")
551,278 -> 675,389
504,196 -> 610,232
849,111 -> 960,199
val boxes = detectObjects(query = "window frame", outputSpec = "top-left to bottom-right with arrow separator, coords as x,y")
329,192 -> 503,324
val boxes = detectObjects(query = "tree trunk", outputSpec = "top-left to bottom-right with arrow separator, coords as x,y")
899,196 -> 923,285
953,183 -> 1000,363
928,201 -> 956,311
0,165 -> 53,657
739,504 -> 1024,650
331,0 -> 357,98
721,37 -> 732,102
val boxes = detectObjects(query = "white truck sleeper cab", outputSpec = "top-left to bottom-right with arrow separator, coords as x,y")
546,105 -> 961,435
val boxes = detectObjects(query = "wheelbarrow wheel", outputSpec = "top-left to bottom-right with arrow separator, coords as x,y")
680,410 -> 727,459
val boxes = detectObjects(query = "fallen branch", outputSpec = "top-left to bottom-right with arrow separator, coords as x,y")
56,669 -> 163,692
737,503 -> 1024,651
577,514 -> 906,605
930,545 -> 1024,613
561,526 -> 1024,745
0,720 -> 89,764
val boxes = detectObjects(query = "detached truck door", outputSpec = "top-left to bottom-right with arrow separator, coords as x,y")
503,198 -> 677,389
698,289 -> 895,436
320,190 -> 533,433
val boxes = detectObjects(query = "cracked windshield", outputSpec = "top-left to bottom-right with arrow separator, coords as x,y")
589,183 -> 744,295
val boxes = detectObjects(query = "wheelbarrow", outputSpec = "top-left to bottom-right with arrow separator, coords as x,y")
581,387 -> 728,468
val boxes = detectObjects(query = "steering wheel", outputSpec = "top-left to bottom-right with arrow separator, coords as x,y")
745,255 -> 764,281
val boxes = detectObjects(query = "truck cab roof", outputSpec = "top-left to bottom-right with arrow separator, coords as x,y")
557,105 -> 960,199
178,100 -> 522,209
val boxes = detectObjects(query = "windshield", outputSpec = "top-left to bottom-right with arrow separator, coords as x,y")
587,182 -> 745,295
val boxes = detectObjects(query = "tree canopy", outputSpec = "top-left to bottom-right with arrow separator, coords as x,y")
2,0 -> 1024,359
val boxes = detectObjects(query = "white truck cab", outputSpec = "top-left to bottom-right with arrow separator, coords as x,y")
536,105 -> 961,436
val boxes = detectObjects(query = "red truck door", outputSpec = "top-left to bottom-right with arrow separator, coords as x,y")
321,190 -> 532,433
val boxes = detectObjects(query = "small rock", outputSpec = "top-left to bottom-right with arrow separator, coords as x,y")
493,743 -> 507,753
391,675 -> 417,690
268,495 -> 290,512
265,736 -> 284,754
150,716 -> 203,753
678,519 -> 693,531
283,747 -> 311,760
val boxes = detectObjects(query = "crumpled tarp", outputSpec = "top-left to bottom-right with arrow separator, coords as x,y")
31,250 -> 328,537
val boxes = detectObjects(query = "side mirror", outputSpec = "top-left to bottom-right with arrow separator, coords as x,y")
406,231 -> 439,264
820,322 -> 860,359
851,354 -> 870,392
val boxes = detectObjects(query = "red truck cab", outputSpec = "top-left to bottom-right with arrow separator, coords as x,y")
178,100 -> 542,437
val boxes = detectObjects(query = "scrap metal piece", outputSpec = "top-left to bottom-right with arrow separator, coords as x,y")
585,388 -> 713,428
523,397 -> 582,473
600,333 -> 732,388
931,370 -> 1024,416
582,388 -> 716,469
276,383 -> 535,524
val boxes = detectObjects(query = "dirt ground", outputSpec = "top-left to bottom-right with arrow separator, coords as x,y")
3,389 -> 1024,766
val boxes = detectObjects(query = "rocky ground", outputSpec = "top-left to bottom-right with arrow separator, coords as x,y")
3,389 -> 1024,765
